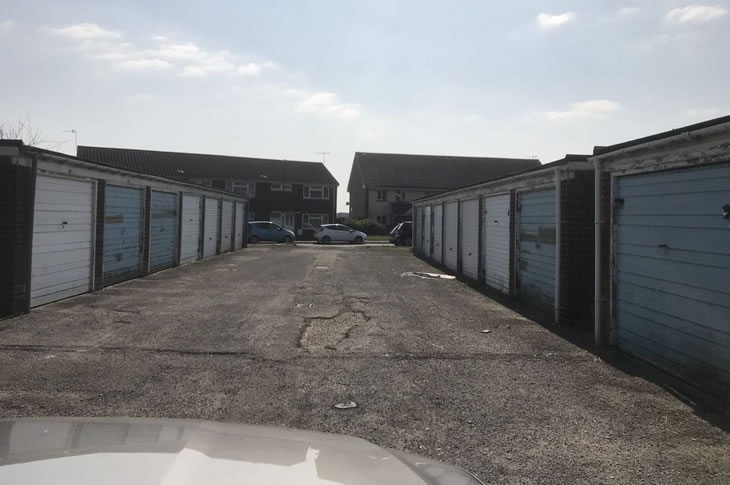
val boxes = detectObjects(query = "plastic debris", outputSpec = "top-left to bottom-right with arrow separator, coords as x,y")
334,401 -> 358,410
400,271 -> 456,280
481,329 -> 491,334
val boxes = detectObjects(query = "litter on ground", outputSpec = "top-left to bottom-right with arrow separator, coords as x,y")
401,271 -> 456,280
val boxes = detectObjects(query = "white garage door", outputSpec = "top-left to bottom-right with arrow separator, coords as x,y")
443,202 -> 458,271
180,195 -> 201,264
414,207 -> 423,254
484,193 -> 510,294
31,175 -> 94,307
234,202 -> 245,249
423,206 -> 432,257
203,198 -> 220,258
221,200 -> 234,253
460,199 -> 480,281
432,204 -> 443,263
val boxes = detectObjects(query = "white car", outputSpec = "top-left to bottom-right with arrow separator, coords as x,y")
314,224 -> 368,244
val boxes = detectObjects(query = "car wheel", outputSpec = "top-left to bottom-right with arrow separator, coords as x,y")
354,236 -> 363,244
322,236 -> 331,244
283,235 -> 293,244
248,235 -> 259,244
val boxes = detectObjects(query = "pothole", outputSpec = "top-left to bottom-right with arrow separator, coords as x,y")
298,311 -> 368,352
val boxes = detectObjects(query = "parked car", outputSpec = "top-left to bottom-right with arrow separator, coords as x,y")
247,221 -> 295,244
390,221 -> 413,246
314,224 -> 368,244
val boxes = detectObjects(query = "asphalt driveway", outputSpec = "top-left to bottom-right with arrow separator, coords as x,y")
0,245 -> 728,483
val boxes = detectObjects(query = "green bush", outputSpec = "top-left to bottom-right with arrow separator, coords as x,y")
337,218 -> 389,236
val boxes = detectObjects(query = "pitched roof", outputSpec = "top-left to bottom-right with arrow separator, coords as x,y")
77,146 -> 339,185
348,152 -> 540,191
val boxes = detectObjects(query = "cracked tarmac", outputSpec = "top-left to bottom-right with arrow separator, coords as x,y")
0,245 -> 728,484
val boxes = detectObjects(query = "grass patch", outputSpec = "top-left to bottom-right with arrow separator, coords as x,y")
367,235 -> 390,241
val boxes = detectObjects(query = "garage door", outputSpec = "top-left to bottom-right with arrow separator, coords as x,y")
234,202 -> 245,249
104,185 -> 144,285
615,163 -> 730,400
148,191 -> 177,272
414,207 -> 423,254
484,193 -> 511,294
203,198 -> 219,258
461,199 -> 479,281
518,188 -> 556,313
432,204 -> 443,263
180,195 -> 202,264
423,206 -> 432,258
31,175 -> 94,307
221,200 -> 234,253
443,202 -> 458,271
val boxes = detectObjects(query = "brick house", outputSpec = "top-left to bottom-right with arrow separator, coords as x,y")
78,146 -> 338,239
347,152 -> 540,227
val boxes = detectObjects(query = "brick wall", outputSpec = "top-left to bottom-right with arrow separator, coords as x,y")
0,157 -> 33,318
559,171 -> 595,325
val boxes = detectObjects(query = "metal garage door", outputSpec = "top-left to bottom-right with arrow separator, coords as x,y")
234,202 -> 245,249
443,202 -> 458,271
180,195 -> 201,264
423,206 -> 432,258
518,189 -> 556,313
432,204 -> 443,263
221,200 -> 234,253
104,185 -> 144,285
148,191 -> 177,272
415,207 -> 423,254
203,198 -> 219,258
460,199 -> 480,281
31,175 -> 94,307
484,193 -> 511,294
615,163 -> 730,400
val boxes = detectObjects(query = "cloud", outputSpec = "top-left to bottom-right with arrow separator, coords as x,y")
115,58 -> 171,71
0,19 -> 15,35
297,92 -> 360,119
543,100 -> 621,120
48,22 -> 121,40
665,5 -> 728,24
237,63 -> 261,76
536,12 -> 576,30
687,107 -> 720,119
617,7 -> 639,17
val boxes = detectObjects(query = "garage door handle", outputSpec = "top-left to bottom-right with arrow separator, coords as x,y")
723,204 -> 729,219
658,244 -> 669,249
61,221 -> 68,225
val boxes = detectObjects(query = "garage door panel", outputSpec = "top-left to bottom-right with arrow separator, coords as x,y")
443,202 -> 458,271
181,195 -> 202,264
30,282 -> 92,307
33,248 -> 92,268
149,191 -> 177,272
618,164 -> 728,188
618,225 -> 727,254
484,194 -> 511,293
617,254 -> 726,290
518,189 -> 556,312
235,202 -> 244,250
461,199 -> 479,281
104,186 -> 144,283
617,272 -> 730,309
423,206 -> 432,256
618,193 -> 728,216
203,198 -> 220,258
617,214 -> 720,230
618,243 -> 730,269
221,201 -> 234,253
432,205 -> 443,263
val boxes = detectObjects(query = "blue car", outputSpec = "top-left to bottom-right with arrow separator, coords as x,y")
247,221 -> 296,244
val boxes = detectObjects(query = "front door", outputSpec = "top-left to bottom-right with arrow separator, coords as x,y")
271,211 -> 295,232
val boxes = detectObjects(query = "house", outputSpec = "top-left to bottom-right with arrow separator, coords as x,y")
347,152 -> 540,227
77,146 -> 338,239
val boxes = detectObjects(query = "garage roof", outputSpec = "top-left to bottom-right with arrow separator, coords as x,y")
77,146 -> 339,185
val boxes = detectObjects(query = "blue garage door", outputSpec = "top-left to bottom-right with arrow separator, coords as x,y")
518,188 -> 556,314
615,163 -> 730,401
149,191 -> 177,272
104,186 -> 144,285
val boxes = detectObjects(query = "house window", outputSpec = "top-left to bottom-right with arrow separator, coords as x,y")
232,182 -> 254,196
394,190 -> 407,201
304,185 -> 330,199
271,183 -> 292,192
376,189 -> 387,201
302,213 -> 328,228
376,215 -> 388,225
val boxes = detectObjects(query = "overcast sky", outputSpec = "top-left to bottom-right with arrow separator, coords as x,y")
1,1 -> 728,211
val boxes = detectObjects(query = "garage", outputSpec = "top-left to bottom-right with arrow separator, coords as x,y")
432,204 -> 443,263
221,200 -> 234,253
103,185 -> 144,285
180,195 -> 202,264
203,197 -> 220,258
484,193 -> 510,294
423,205 -> 432,257
30,175 -> 94,307
517,189 -> 556,313
460,199 -> 479,281
234,202 -> 245,249
414,206 -> 423,254
614,163 -> 730,399
443,201 -> 458,271
148,191 -> 177,272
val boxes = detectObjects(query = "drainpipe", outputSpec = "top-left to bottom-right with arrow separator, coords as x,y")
593,159 -> 602,346
554,167 -> 561,324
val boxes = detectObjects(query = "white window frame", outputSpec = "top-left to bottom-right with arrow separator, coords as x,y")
304,185 -> 330,199
394,190 -> 407,201
271,183 -> 292,192
232,181 -> 254,196
376,189 -> 387,201
302,213 -> 329,228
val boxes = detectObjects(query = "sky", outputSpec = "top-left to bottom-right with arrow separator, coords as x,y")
1,1 -> 729,211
